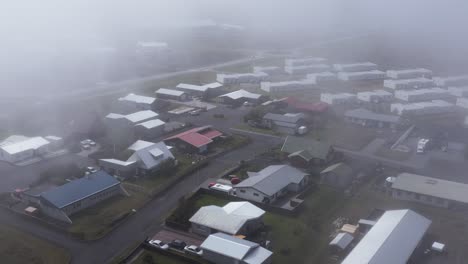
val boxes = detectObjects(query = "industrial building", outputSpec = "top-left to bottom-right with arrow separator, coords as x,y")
337,70 -> 385,81
390,100 -> 455,116
175,82 -> 224,97
320,93 -> 357,105
342,209 -> 431,264
394,88 -> 450,102
218,89 -> 263,105
216,72 -> 268,85
447,86 -> 468,97
356,90 -> 393,103
285,57 -> 327,67
332,62 -> 378,72
284,64 -> 330,75
260,79 -> 316,93
155,88 -> 188,101
262,113 -> 306,135
0,135 -> 60,163
456,97 -> 468,110
384,78 -> 434,90
253,66 -> 282,75
344,108 -> 401,128
306,72 -> 338,84
391,173 -> 468,208
386,68 -> 432,79
434,75 -> 468,87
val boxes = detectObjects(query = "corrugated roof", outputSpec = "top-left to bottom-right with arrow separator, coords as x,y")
342,209 -> 431,264
219,89 -> 262,100
329,232 -> 354,249
263,113 -> 304,124
136,119 -> 165,129
118,93 -> 156,105
1,136 -> 50,155
155,88 -> 185,96
281,136 -> 332,160
392,173 -> 468,204
105,110 -> 159,124
165,126 -> 222,148
235,165 -> 307,196
40,171 -> 120,209
345,108 -> 400,123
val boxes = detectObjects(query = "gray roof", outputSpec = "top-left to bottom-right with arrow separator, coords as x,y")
392,173 -> 468,204
281,136 -> 332,160
345,108 -> 400,124
342,209 -> 431,264
235,165 -> 307,196
40,171 -> 120,209
200,233 -> 272,263
155,88 -> 185,97
189,202 -> 265,235
263,113 -> 304,124
127,141 -> 174,170
329,232 -> 354,250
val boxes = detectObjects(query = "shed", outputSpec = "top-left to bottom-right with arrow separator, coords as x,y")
329,232 -> 354,250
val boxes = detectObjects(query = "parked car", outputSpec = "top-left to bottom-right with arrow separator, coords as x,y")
149,240 -> 169,250
169,240 -> 187,250
230,177 -> 241,185
86,166 -> 98,173
184,245 -> 203,257
189,109 -> 201,116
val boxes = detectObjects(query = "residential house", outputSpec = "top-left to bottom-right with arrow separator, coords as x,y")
342,209 -> 431,264
384,78 -> 434,90
155,88 -> 188,101
356,90 -> 393,103
190,202 -> 265,236
176,82 -> 224,98
218,89 -> 264,106
281,136 -> 335,167
99,140 -> 175,177
386,68 -> 433,79
253,66 -> 282,75
260,79 -> 317,93
320,162 -> 354,189
200,233 -> 272,264
390,100 -> 455,116
262,113 -> 306,135
284,64 -> 330,75
114,93 -> 157,114
337,70 -> 385,81
306,72 -> 338,84
394,88 -> 450,102
164,126 -> 223,153
320,93 -> 356,105
0,135 -> 53,163
234,165 -> 309,204
135,119 -> 166,140
344,108 -> 401,129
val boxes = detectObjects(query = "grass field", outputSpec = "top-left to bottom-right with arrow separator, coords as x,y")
0,225 -> 70,264
133,251 -> 190,264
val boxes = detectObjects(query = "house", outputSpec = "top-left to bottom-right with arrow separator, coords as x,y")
320,93 -> 356,105
189,202 -> 265,236
342,209 -> 431,264
384,78 -> 434,90
394,88 -> 450,102
284,64 -> 330,75
285,57 -> 327,67
337,70 -> 385,81
218,89 -> 263,106
104,110 -> 159,146
262,113 -> 306,135
306,72 -> 338,84
155,88 -> 188,101
99,140 -> 175,177
200,233 -> 272,264
356,90 -> 393,103
44,136 -> 64,150
390,100 -> 455,116
391,172 -> 468,208
281,136 -> 335,167
234,165 -> 309,204
434,75 -> 468,87
0,135 -> 52,163
115,93 -> 157,114
320,162 -> 354,189
386,68 -> 432,79
18,171 -> 128,224
333,62 -> 378,72
253,66 -> 282,75
344,108 -> 401,128
176,82 -> 224,97
260,79 -> 317,93
216,72 -> 269,85
135,119 -> 166,139
164,126 -> 223,153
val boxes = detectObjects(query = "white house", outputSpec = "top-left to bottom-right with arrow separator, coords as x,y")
234,165 -> 309,204
391,100 -> 455,116
337,70 -> 385,81
320,93 -> 357,105
394,88 -> 450,102
386,68 -> 433,79
434,75 -> 468,87
356,90 -> 393,103
384,78 -> 434,90
218,89 -> 263,105
306,72 -> 338,84
284,64 -> 330,75
447,86 -> 468,97
116,93 -> 156,113
216,72 -> 268,85
285,57 -> 327,67
105,110 -> 160,146
155,88 -> 188,101
260,79 -> 317,93
190,202 -> 265,236
0,135 -> 52,163
333,62 -> 378,72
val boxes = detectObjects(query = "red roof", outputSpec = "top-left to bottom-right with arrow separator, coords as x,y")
165,126 -> 223,148
200,129 -> 223,139
179,133 -> 213,148
285,97 -> 328,113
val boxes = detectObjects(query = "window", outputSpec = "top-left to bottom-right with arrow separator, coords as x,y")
253,193 -> 259,197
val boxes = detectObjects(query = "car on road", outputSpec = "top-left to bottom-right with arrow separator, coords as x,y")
169,240 -> 187,251
184,245 -> 203,257
86,167 -> 98,173
149,240 -> 169,250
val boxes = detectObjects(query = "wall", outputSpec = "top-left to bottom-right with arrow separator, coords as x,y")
235,187 -> 273,204
391,189 -> 450,208
203,249 -> 239,264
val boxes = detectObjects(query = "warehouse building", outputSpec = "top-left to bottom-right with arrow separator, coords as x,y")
357,90 -> 393,103
391,173 -> 468,208
333,62 -> 377,72
386,68 -> 433,79
390,100 -> 455,116
260,79 -> 316,93
218,89 -> 263,106
176,82 -> 224,97
285,57 -> 327,67
342,209 -> 431,264
0,135 -> 55,163
384,78 -> 434,90
394,88 -> 451,102
337,70 -> 385,81
434,75 -> 468,87
216,72 -> 268,85
253,66 -> 282,75
344,108 -> 400,128
155,88 -> 188,101
284,64 -> 330,75
320,93 -> 356,105
262,113 -> 306,135
447,86 -> 468,97
306,72 -> 338,84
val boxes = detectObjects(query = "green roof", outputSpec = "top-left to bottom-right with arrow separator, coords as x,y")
281,136 -> 332,161
320,162 -> 353,177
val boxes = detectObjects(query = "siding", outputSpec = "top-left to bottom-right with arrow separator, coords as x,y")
392,189 -> 450,208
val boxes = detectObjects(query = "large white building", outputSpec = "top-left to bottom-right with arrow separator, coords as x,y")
320,93 -> 357,105
216,72 -> 268,85
105,110 -> 161,146
333,62 -> 378,72
176,82 -> 224,97
337,70 -> 385,81
434,75 -> 468,87
0,135 -> 58,163
447,86 -> 468,97
394,88 -> 450,102
115,93 -> 157,113
357,90 -> 393,103
386,68 -> 433,79
342,209 -> 431,264
284,64 -> 330,75
384,78 -> 434,90
306,72 -> 337,84
285,57 -> 327,67
390,100 -> 455,116
260,79 -> 317,93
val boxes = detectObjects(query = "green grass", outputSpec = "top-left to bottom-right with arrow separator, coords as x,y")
234,124 -> 282,136
133,251 -> 191,264
0,225 -> 70,264
210,135 -> 251,152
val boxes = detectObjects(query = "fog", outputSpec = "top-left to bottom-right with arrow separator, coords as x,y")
1,0 -> 468,97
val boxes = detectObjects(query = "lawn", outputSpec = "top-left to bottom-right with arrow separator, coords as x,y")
0,225 -> 70,264
133,250 -> 209,264
234,124 -> 282,136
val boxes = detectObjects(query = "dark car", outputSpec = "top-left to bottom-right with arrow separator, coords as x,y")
169,240 -> 187,250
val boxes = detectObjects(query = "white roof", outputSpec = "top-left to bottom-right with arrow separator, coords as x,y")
128,140 -> 174,170
44,135 -> 62,141
106,110 -> 159,124
128,140 -> 156,151
392,172 -> 468,204
176,82 -> 223,92
342,209 -> 431,264
118,93 -> 156,105
136,119 -> 165,129
99,159 -> 137,167
329,232 -> 354,249
0,136 -> 50,155
219,89 -> 262,100
155,88 -> 185,96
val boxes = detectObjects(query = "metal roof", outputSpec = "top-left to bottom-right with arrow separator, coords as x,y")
127,141 -> 174,170
235,165 -> 307,196
342,209 -> 431,264
155,88 -> 185,96
329,232 -> 354,250
106,110 -> 159,124
40,171 -> 120,209
164,126 -> 222,148
136,119 -> 165,129
281,136 -> 332,160
263,113 -> 304,124
1,136 -> 50,155
392,173 -> 468,204
345,108 -> 400,123
219,89 -> 262,100
200,233 -> 272,263
118,93 -> 156,105
190,202 -> 265,235
177,82 -> 223,92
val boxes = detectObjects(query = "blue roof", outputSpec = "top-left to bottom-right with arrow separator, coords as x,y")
40,171 -> 120,209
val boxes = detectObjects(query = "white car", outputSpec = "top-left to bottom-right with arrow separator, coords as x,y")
417,138 -> 430,154
184,245 -> 203,256
149,240 -> 169,250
